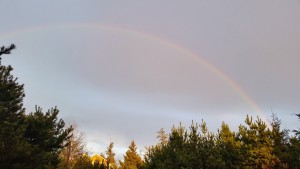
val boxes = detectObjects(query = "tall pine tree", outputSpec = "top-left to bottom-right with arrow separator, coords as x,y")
0,44 -> 73,168
0,44 -> 29,168
120,141 -> 143,169
106,142 -> 117,169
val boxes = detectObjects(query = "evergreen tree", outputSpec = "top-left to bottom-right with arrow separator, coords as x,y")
197,120 -> 224,169
186,122 -> 201,169
0,44 -> 74,168
156,128 -> 168,145
120,141 -> 143,169
0,44 -> 16,56
144,121 -> 225,169
24,106 -> 73,168
269,114 -> 289,168
284,113 -> 300,169
165,124 -> 189,168
237,116 -> 278,168
217,122 -> 241,169
106,142 -> 117,169
293,113 -> 300,137
0,44 -> 29,168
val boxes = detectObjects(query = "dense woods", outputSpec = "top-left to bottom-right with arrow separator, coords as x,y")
0,44 -> 299,169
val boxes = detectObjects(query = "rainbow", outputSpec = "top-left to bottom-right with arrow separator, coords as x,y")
0,23 -> 268,124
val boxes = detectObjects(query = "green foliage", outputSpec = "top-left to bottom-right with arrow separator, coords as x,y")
217,122 -> 241,169
144,121 -> 224,169
292,113 -> 300,139
0,44 -> 28,168
284,113 -> 300,169
0,44 -> 73,169
144,115 -> 300,169
22,106 -> 73,168
237,116 -> 279,168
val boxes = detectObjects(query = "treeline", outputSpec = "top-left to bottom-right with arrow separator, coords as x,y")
144,115 -> 300,169
1,44 -> 299,169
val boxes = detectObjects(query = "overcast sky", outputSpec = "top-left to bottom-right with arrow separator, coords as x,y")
1,0 -> 300,159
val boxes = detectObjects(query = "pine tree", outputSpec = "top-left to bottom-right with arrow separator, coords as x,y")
0,44 -> 29,168
24,106 -> 73,168
197,120 -> 223,169
237,116 -> 278,169
156,128 -> 168,145
106,142 -> 117,169
269,114 -> 289,168
217,122 -> 241,169
0,44 -> 74,168
187,121 -> 201,169
293,113 -> 300,137
121,141 -> 143,169
285,113 -> 300,169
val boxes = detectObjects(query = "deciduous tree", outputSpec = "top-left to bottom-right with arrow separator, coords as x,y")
59,124 -> 86,169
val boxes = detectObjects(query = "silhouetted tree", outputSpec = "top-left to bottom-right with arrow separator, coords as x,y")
0,44 -> 16,56
0,44 -> 73,168
24,106 -> 73,168
0,44 -> 28,168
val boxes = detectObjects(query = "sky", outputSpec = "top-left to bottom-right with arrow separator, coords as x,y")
1,0 -> 300,159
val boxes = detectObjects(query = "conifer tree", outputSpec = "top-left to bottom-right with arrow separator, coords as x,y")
106,142 -> 117,169
285,113 -> 300,169
217,122 -> 241,169
269,114 -> 289,168
237,116 -> 279,168
0,44 -> 73,168
187,122 -> 201,169
198,120 -> 224,169
120,141 -> 143,169
156,128 -> 168,145
293,113 -> 300,137
0,44 -> 28,168
24,106 -> 73,168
